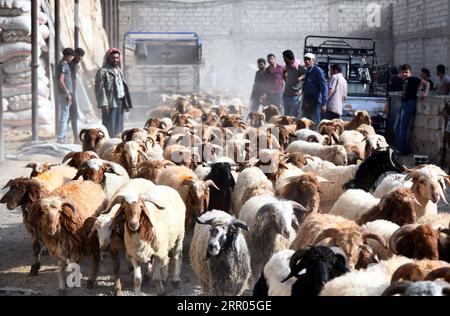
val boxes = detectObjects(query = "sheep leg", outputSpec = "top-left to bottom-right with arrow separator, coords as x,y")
170,238 -> 183,288
152,257 -> 167,296
58,260 -> 67,296
110,238 -> 122,296
29,238 -> 42,276
131,259 -> 142,296
86,254 -> 99,289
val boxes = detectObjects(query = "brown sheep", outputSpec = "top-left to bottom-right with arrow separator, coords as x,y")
1,178 -> 51,275
253,150 -> 289,182
277,126 -> 297,152
221,114 -> 248,130
271,116 -> 297,126
146,127 -> 167,149
202,112 -> 221,127
391,260 -> 450,283
25,162 -> 59,178
358,188 -> 418,226
262,105 -> 280,123
172,113 -> 195,128
296,118 -> 315,130
144,118 -> 167,130
79,128 -> 108,153
275,172 -> 321,213
284,152 -> 310,168
163,144 -> 200,169
344,110 -> 372,130
29,181 -> 107,295
247,112 -> 266,128
157,165 -> 219,230
136,160 -> 176,183
62,151 -> 100,169
290,213 -> 387,270
389,224 -> 440,260
148,105 -> 173,118
103,141 -> 149,177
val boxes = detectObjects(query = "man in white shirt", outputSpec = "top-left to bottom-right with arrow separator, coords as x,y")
323,64 -> 348,120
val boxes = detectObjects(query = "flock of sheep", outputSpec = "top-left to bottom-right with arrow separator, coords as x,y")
2,93 -> 450,296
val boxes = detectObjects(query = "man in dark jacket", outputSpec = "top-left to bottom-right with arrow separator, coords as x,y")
95,48 -> 132,137
301,53 -> 328,125
250,58 -> 267,112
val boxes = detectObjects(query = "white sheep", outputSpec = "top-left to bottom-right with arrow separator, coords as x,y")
329,189 -> 380,221
107,185 -> 185,295
320,256 -> 414,296
233,167 -> 274,216
238,195 -> 308,280
361,220 -> 400,260
418,213 -> 450,230
190,210 -> 251,296
294,129 -> 326,145
286,140 -> 348,166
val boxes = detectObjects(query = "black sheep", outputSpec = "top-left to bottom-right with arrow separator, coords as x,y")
253,246 -> 349,297
344,147 -> 404,192
205,162 -> 235,213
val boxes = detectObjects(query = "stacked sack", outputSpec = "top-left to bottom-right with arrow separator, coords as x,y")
0,0 -> 54,135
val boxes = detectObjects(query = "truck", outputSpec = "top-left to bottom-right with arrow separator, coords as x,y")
304,36 -> 390,134
122,32 -> 202,120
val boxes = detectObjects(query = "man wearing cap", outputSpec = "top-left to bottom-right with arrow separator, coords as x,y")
302,53 -> 328,125
56,47 -> 76,144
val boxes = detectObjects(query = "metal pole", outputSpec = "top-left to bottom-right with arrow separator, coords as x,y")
0,62 -> 4,160
74,0 -> 80,48
31,0 -> 39,141
55,0 -> 61,135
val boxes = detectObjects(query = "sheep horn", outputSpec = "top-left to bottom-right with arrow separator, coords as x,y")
311,228 -> 341,247
103,196 -> 125,214
381,282 -> 411,296
62,201 -> 77,214
2,179 -> 15,190
438,182 -> 448,205
363,233 -> 388,249
138,149 -> 149,161
282,249 -> 309,283
424,267 -> 450,283
79,129 -> 88,142
230,219 -> 249,231
330,247 -> 348,261
439,228 -> 450,235
290,202 -> 310,223
389,224 -> 419,254
388,147 -> 395,168
196,217 -> 215,226
97,129 -> 105,138
62,152 -> 77,164
204,180 -> 220,191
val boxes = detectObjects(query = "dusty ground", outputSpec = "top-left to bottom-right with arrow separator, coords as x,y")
0,128 -> 449,296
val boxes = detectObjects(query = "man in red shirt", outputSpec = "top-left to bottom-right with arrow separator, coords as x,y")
263,54 -> 285,113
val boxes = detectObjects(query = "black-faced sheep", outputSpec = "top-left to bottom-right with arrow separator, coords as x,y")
204,162 -> 236,213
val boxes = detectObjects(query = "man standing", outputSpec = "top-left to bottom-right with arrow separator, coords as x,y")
302,53 -> 328,125
324,64 -> 347,120
420,68 -> 434,91
68,48 -> 85,144
56,48 -> 76,144
388,66 -> 404,92
282,50 -> 306,117
95,48 -> 133,137
263,54 -> 285,112
394,64 -> 430,156
250,58 -> 267,112
435,65 -> 450,95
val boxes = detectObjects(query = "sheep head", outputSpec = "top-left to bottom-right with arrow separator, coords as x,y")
352,110 -> 372,127
25,162 -> 59,178
1,178 -> 46,212
389,224 -> 440,260
62,151 -> 99,169
405,167 -> 448,205
79,128 -> 106,152
115,141 -> 148,175
182,178 -> 219,228
31,197 -> 77,236
247,112 -> 266,128
262,105 -> 280,122
73,159 -> 126,184
279,173 -> 321,213
296,118 -> 315,130
284,152 -> 310,168
196,215 -> 249,259
311,227 -> 386,270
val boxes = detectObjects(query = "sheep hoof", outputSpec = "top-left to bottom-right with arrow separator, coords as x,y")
41,248 -> 49,256
29,263 -> 41,276
114,289 -> 122,296
172,281 -> 180,289
155,283 -> 166,296
86,280 -> 95,289
58,289 -> 66,296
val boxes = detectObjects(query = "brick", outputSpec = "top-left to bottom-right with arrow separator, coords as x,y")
428,116 -> 444,130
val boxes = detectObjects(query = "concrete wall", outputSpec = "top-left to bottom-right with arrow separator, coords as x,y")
390,94 -> 450,165
393,0 -> 450,74
118,0 -> 397,95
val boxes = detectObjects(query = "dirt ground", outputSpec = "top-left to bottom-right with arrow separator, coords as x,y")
0,128 -> 449,296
